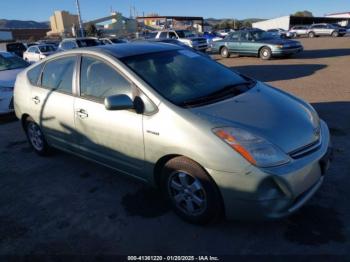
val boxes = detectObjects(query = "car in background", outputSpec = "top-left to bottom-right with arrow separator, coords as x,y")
0,51 -> 29,114
100,37 -> 128,45
289,25 -> 309,37
267,28 -> 296,38
23,44 -> 57,63
143,38 -> 211,58
58,37 -> 101,51
211,29 -> 303,60
154,30 -> 208,52
307,23 -> 347,38
216,29 -> 233,37
202,32 -> 223,44
37,40 -> 60,48
0,42 -> 27,57
14,43 -> 332,223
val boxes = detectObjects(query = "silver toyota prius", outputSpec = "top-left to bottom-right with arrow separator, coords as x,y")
14,43 -> 332,224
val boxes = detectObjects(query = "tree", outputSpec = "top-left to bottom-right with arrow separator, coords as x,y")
85,23 -> 97,37
293,10 -> 313,17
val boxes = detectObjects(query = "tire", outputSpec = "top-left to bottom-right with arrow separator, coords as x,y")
308,32 -> 315,38
220,46 -> 230,58
332,31 -> 339,37
161,157 -> 223,224
24,116 -> 51,156
259,47 -> 272,60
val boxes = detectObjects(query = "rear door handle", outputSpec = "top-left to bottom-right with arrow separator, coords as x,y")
76,109 -> 88,119
32,96 -> 40,104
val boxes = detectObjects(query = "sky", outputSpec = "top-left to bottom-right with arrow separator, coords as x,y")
0,0 -> 349,22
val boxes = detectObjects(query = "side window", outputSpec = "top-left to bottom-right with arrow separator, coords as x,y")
169,32 -> 177,39
62,41 -> 76,50
159,32 -> 168,38
229,32 -> 239,41
80,56 -> 133,101
27,63 -> 44,86
41,56 -> 76,94
27,46 -> 35,53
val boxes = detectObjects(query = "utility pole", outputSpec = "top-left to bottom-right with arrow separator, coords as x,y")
75,0 -> 84,37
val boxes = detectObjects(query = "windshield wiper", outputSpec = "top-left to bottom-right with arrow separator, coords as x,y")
181,80 -> 256,107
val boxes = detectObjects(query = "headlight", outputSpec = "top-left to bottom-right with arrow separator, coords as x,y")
213,127 -> 290,167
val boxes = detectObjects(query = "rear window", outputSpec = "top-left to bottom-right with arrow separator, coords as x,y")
41,56 -> 76,94
0,52 -> 29,71
77,39 -> 100,47
27,63 -> 44,86
6,43 -> 26,52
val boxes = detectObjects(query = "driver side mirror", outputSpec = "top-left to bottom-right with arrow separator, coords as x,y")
104,94 -> 134,111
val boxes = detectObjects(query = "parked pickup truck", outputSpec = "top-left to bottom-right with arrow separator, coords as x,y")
154,30 -> 208,51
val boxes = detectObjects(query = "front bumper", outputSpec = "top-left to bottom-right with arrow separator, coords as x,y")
272,46 -> 303,56
208,120 -> 331,220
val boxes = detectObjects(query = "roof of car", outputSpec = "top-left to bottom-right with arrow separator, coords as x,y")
87,42 -> 181,58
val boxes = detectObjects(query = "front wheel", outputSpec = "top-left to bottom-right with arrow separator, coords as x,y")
259,47 -> 272,60
161,157 -> 223,224
308,32 -> 315,38
220,47 -> 230,58
332,31 -> 339,37
24,117 -> 51,156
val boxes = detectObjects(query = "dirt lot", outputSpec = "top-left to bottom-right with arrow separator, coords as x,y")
0,37 -> 350,257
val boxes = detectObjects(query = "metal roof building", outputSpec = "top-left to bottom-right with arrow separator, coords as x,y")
253,15 -> 350,30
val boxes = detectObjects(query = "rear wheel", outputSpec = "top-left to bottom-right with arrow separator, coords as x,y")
220,47 -> 230,58
161,157 -> 222,224
24,117 -> 51,156
259,47 -> 272,60
308,32 -> 315,38
332,31 -> 339,37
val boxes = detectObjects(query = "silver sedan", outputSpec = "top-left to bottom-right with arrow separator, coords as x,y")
14,43 -> 332,224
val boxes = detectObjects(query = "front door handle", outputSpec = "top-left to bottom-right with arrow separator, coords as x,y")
76,109 -> 88,119
32,96 -> 40,104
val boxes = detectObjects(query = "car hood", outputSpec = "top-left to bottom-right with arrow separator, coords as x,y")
0,68 -> 24,87
190,82 -> 320,153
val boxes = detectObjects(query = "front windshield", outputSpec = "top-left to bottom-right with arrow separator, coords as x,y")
121,49 -> 250,106
39,45 -> 56,52
0,53 -> 29,71
176,30 -> 196,38
251,31 -> 275,40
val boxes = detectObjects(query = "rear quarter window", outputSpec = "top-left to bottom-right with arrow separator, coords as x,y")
27,64 -> 44,86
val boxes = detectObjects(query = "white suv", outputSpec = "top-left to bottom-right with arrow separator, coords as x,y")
154,30 -> 208,51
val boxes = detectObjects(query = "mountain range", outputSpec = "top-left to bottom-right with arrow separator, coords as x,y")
0,19 -> 49,29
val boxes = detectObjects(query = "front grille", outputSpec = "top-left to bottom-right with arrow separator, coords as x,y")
289,138 -> 321,159
8,97 -> 14,110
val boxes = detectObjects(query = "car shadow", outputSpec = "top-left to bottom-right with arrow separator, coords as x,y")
231,64 -> 327,82
296,48 -> 350,59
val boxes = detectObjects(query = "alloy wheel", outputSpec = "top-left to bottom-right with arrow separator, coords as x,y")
27,122 -> 44,151
168,171 -> 207,216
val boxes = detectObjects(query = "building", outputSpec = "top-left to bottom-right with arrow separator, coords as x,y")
94,12 -> 137,36
326,12 -> 350,18
0,28 -> 49,41
136,16 -> 204,32
47,10 -> 79,37
253,15 -> 350,30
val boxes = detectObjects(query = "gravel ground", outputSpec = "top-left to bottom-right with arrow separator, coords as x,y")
0,37 -> 349,258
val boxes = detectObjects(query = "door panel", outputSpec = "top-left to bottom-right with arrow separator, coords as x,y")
74,55 -> 145,176
30,55 -> 78,150
74,98 -> 144,174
